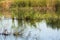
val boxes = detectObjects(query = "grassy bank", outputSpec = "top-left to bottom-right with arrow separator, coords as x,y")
0,0 -> 60,19
10,7 -> 58,19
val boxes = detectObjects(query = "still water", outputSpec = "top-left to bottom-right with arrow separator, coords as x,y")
0,17 -> 60,40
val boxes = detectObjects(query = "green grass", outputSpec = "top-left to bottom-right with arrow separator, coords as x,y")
10,7 -> 59,19
9,0 -> 46,8
0,0 -> 60,19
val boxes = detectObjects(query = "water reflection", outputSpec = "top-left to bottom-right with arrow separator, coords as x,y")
46,18 -> 60,29
0,18 -> 60,40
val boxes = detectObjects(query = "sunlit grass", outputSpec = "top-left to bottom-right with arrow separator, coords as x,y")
0,0 -> 60,19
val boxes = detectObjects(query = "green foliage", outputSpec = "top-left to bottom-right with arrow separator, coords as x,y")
10,0 -> 46,7
0,0 -> 59,20
55,1 -> 60,14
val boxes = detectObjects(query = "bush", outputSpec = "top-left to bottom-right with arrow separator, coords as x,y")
55,1 -> 60,14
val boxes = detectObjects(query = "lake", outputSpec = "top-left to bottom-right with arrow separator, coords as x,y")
0,16 -> 60,40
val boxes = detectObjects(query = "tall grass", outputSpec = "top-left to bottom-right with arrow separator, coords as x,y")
0,0 -> 60,19
10,0 -> 46,7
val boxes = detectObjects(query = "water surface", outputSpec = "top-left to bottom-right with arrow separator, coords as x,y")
0,17 -> 60,40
